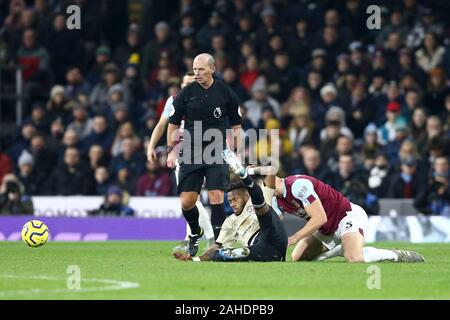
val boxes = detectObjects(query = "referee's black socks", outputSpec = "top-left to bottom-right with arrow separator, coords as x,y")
241,175 -> 265,209
211,203 -> 226,240
182,206 -> 201,235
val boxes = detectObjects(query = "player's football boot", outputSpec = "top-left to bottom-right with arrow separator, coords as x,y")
222,149 -> 246,177
217,247 -> 250,261
392,249 -> 425,262
188,227 -> 204,257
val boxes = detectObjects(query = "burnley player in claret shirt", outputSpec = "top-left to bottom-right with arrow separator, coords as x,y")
272,174 -> 425,263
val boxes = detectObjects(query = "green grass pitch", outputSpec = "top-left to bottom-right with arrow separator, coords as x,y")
0,241 -> 449,299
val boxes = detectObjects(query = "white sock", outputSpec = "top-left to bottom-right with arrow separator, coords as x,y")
183,201 -> 214,241
363,247 -> 398,263
314,244 -> 343,261
197,200 -> 215,241
184,223 -> 191,241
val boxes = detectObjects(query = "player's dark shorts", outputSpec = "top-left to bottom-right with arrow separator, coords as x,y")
177,163 -> 229,194
213,208 -> 288,262
246,209 -> 288,262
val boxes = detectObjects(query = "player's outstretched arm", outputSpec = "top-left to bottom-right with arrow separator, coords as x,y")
147,117 -> 169,164
288,200 -> 327,245
166,123 -> 180,168
173,244 -> 222,262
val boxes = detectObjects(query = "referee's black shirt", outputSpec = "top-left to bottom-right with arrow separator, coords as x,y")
169,79 -> 242,162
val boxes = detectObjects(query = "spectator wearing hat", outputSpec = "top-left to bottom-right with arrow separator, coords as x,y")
16,150 -> 42,195
45,146 -> 93,195
67,104 -> 93,140
135,149 -> 173,196
89,186 -> 135,217
89,62 -> 122,115
349,41 -> 371,75
107,83 -> 131,116
387,156 -> 425,199
46,85 -> 71,123
361,123 -> 382,161
320,106 -> 353,142
113,23 -> 143,67
300,48 -> 329,85
87,45 -> 112,87
243,77 -> 280,128
310,82 -> 337,129
377,101 -> 407,145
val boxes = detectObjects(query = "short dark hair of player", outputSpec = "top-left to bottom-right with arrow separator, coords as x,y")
227,181 -> 247,192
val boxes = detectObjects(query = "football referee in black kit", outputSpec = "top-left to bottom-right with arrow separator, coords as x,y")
167,53 -> 242,256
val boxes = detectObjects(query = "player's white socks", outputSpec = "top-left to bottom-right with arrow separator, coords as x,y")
184,201 -> 215,244
197,200 -> 215,242
314,244 -> 343,261
362,247 -> 398,263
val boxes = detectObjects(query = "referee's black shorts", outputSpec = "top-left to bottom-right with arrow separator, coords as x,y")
177,163 -> 230,194
247,208 -> 288,262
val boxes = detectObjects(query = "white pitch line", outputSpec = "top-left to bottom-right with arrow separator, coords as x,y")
0,274 -> 140,297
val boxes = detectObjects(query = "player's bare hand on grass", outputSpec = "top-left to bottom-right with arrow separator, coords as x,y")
288,236 -> 300,246
173,251 -> 193,261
